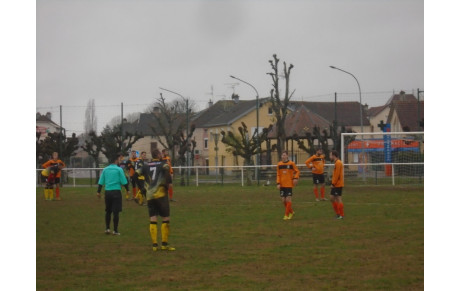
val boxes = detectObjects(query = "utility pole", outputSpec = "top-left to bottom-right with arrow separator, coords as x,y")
121,102 -> 124,154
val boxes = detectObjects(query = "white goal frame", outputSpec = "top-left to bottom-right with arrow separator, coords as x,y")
341,131 -> 424,185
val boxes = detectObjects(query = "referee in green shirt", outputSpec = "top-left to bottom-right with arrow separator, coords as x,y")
97,152 -> 130,235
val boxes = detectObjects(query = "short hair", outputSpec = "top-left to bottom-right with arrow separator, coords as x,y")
282,150 -> 289,155
152,149 -> 161,159
330,150 -> 339,158
110,152 -> 123,163
141,151 -> 146,155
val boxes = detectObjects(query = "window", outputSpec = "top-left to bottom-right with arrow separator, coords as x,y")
204,138 -> 208,149
268,107 -> 273,115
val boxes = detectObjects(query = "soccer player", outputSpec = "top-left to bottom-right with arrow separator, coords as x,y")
161,148 -> 175,202
42,152 -> 66,201
134,151 -> 147,205
126,150 -> 139,200
97,153 -> 130,235
276,150 -> 300,220
305,148 -> 327,201
136,149 -> 175,251
41,162 -> 64,201
329,150 -> 345,219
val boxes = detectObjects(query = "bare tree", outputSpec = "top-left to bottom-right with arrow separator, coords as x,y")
148,94 -> 195,165
220,122 -> 273,185
84,99 -> 97,135
267,54 -> 295,159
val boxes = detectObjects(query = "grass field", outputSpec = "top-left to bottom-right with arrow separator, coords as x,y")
36,183 -> 423,290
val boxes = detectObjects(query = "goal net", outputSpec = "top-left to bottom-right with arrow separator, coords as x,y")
340,131 -> 424,185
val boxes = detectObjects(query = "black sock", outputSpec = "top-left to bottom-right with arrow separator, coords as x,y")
105,212 -> 111,229
113,212 -> 119,232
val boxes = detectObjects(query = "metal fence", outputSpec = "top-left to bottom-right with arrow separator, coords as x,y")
36,162 -> 424,188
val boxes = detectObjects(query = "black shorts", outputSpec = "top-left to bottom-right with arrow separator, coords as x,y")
130,176 -> 138,187
105,190 -> 122,213
45,177 -> 60,187
148,195 -> 170,218
330,187 -> 343,196
279,187 -> 293,198
312,173 -> 325,185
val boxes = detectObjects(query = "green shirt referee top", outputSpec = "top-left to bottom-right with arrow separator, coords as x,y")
98,164 -> 128,191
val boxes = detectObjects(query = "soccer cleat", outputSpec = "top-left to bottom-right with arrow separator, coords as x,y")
288,212 -> 294,219
113,231 -> 121,235
321,198 -> 327,201
336,215 -> 343,220
161,245 -> 176,251
105,229 -> 111,235
283,215 -> 289,220
152,244 -> 159,251
315,198 -> 320,202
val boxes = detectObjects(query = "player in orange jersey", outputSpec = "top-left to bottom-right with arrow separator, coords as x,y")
276,151 -> 299,220
329,150 -> 345,219
42,152 -> 66,201
126,150 -> 139,200
162,148 -> 175,202
305,148 -> 327,201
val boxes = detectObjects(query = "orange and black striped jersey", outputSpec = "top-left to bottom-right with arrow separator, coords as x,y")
331,159 -> 344,188
276,160 -> 299,188
42,159 -> 65,178
305,154 -> 325,174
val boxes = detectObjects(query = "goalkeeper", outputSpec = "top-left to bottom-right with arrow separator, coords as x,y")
136,149 -> 174,251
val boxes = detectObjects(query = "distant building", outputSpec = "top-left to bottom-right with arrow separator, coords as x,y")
36,112 -> 63,141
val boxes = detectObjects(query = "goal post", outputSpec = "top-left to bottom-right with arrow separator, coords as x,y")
340,131 -> 424,185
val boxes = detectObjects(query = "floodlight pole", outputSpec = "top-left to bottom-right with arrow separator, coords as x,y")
230,75 -> 260,186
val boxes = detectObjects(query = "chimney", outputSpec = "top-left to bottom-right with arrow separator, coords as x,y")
45,112 -> 52,120
231,93 -> 239,103
399,91 -> 406,101
208,99 -> 213,108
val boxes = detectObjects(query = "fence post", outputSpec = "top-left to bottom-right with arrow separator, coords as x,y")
73,170 -> 76,187
196,167 -> 199,186
241,167 -> 244,187
392,164 -> 395,186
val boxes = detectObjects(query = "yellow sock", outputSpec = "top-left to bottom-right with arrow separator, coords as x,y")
161,221 -> 170,244
149,222 -> 158,244
138,192 -> 144,205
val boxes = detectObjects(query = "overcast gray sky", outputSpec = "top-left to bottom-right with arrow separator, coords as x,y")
36,0 -> 424,135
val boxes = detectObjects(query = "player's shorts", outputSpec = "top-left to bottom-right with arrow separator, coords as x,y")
130,176 -> 138,187
330,187 -> 343,196
312,173 -> 325,185
45,177 -> 60,187
105,190 -> 122,213
279,187 -> 293,198
148,195 -> 170,218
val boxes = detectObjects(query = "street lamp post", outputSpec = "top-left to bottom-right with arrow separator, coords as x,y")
329,66 -> 366,179
229,75 -> 260,186
329,66 -> 363,134
159,87 -> 190,186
